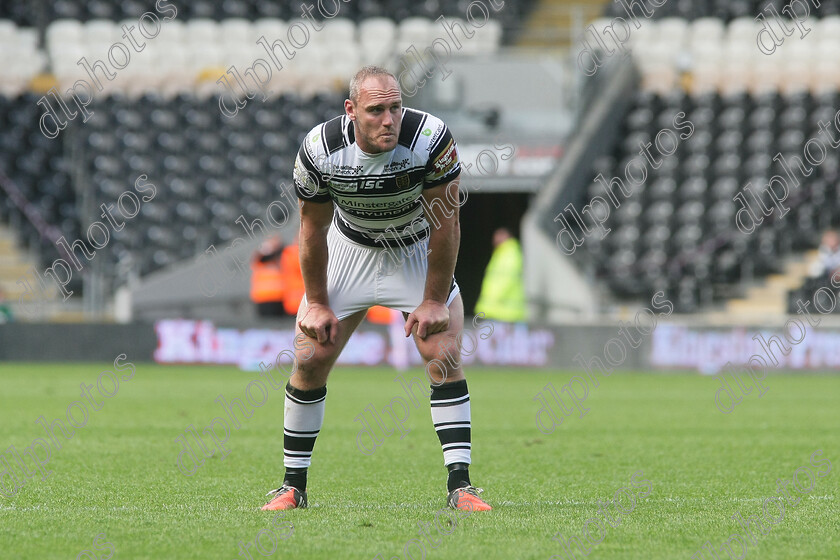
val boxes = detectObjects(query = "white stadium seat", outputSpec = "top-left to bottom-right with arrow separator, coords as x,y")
359,17 -> 396,65
726,17 -> 760,42
472,18 -> 503,54
359,17 -> 396,45
46,18 -> 83,46
689,41 -> 723,66
397,16 -> 433,52
0,19 -> 17,43
327,43 -> 361,84
84,19 -> 118,45
185,18 -> 220,45
816,15 -> 840,40
188,43 -> 225,69
627,19 -> 657,47
221,18 -> 255,46
0,22 -> 46,97
254,18 -> 288,43
690,17 -> 725,44
157,19 -> 185,45
749,50 -> 784,93
323,17 -> 356,45
656,17 -> 689,47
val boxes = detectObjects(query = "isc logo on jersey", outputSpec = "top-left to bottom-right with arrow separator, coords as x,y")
359,179 -> 385,190
329,179 -> 384,192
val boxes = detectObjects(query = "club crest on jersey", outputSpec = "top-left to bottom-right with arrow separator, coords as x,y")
396,174 -> 410,189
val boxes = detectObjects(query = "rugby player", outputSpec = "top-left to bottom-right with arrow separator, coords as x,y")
261,66 -> 491,512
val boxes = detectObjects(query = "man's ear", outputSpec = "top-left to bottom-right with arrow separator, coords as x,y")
345,99 -> 355,120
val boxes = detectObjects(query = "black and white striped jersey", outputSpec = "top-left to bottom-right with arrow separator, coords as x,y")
293,107 -> 461,248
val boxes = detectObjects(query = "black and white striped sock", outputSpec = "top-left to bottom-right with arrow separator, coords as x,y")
430,379 -> 472,468
282,383 -> 326,490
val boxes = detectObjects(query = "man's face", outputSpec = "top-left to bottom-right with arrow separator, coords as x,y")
346,76 -> 402,154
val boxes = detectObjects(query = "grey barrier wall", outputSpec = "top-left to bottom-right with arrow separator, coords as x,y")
1,320 -> 839,373
130,235 -> 265,322
0,323 -> 159,362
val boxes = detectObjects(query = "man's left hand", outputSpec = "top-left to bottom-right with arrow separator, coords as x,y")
405,300 -> 450,339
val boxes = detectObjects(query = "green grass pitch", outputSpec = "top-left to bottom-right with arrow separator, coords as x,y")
0,363 -> 837,559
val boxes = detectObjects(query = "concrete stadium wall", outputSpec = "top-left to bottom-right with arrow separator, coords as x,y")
0,323 -> 158,362
522,59 -> 639,323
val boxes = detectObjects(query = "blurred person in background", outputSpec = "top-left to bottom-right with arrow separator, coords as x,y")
279,236 -> 305,316
809,229 -> 840,280
250,236 -> 286,317
0,287 -> 13,323
474,227 -> 526,322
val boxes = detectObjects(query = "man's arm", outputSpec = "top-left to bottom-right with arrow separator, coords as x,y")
298,198 -> 338,343
423,180 -> 460,302
405,179 -> 460,339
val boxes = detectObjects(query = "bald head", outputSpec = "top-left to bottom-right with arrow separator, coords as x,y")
345,66 -> 403,154
349,66 -> 398,103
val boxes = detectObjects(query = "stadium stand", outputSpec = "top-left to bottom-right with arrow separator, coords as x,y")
14,0 -> 840,319
0,0 -> 533,316
561,9 -> 840,315
604,0 -> 840,21
0,0 -> 529,41
73,91 -> 340,276
575,88 -> 840,310
0,94 -> 80,258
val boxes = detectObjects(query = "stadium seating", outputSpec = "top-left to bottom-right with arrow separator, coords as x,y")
0,85 -> 341,279
601,15 -> 840,96
73,91 -> 342,276
0,0 -> 529,44
555,2 -> 840,313
0,94 -> 80,258
787,272 -> 840,313
604,0 -> 840,21
575,86 -> 840,312
37,13 -> 504,96
0,21 -> 45,97
0,0 -> 532,305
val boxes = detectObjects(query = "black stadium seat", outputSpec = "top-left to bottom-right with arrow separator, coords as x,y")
571,83 -> 840,312
0,90 -> 356,277
604,1 -> 840,22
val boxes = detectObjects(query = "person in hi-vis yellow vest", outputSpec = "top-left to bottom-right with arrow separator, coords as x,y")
474,228 -> 526,322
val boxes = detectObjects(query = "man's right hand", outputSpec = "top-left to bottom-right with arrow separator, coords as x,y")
299,303 -> 339,344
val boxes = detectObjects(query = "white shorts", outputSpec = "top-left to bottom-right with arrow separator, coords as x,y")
303,226 -> 460,320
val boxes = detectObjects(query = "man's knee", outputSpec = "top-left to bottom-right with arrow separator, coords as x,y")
425,357 -> 462,386
420,336 -> 463,384
419,333 -> 461,365
294,346 -> 335,377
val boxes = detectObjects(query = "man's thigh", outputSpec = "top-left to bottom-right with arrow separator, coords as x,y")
321,226 -> 378,320
292,300 -> 367,389
378,236 -> 460,314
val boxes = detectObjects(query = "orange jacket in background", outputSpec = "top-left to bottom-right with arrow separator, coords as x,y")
366,305 -> 395,324
281,244 -> 304,315
250,259 -> 284,304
